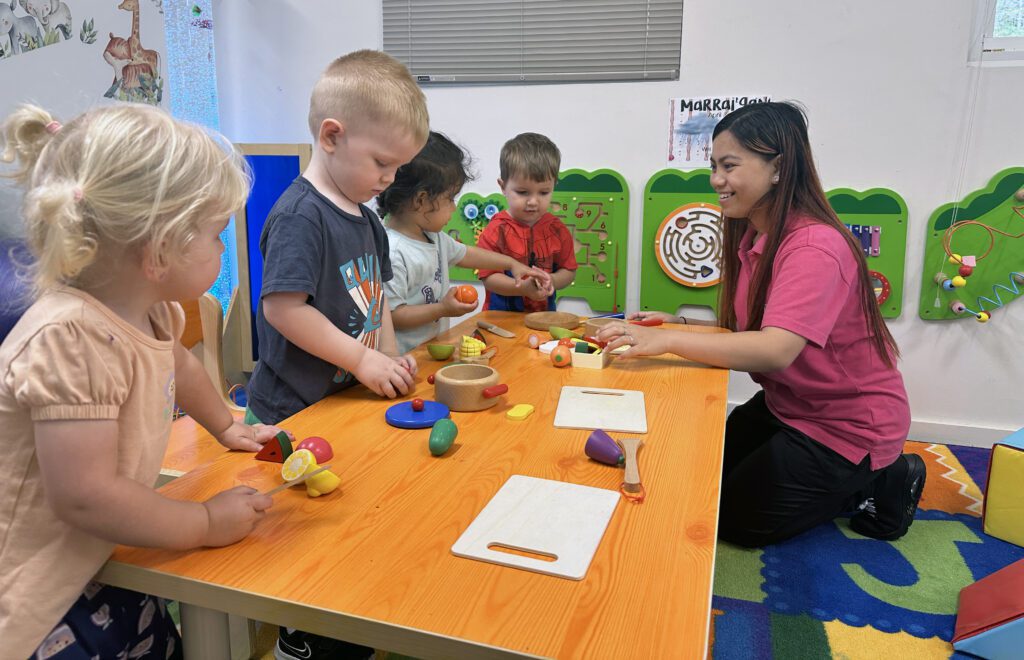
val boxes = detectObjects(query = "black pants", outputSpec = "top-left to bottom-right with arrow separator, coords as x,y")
718,391 -> 886,547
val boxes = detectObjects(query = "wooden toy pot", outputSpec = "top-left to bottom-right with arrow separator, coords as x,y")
433,364 -> 508,412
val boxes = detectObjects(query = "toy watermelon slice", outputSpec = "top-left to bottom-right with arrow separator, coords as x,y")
255,431 -> 293,463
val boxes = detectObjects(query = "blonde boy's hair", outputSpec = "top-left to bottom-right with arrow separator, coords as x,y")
1,103 -> 250,293
308,50 -> 429,143
499,132 -> 561,182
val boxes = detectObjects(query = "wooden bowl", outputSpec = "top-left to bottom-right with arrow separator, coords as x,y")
584,317 -> 619,338
433,363 -> 506,412
524,311 -> 580,331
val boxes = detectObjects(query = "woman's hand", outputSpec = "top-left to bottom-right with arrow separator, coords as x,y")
596,322 -> 673,358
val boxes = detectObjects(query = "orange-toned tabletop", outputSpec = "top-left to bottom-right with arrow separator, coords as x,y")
99,312 -> 730,659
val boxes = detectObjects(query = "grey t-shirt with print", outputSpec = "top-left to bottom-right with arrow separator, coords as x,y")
383,226 -> 467,354
247,177 -> 392,424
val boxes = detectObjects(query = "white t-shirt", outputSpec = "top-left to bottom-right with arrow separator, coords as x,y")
384,226 -> 468,353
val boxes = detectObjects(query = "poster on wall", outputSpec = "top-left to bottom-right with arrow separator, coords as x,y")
668,95 -> 771,168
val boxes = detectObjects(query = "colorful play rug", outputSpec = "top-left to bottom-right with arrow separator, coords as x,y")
710,440 -> 1024,659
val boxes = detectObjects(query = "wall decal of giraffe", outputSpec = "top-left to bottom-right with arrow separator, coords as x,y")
101,0 -> 162,104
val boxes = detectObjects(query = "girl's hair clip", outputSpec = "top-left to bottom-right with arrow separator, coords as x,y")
44,121 -> 62,135
73,187 -> 83,202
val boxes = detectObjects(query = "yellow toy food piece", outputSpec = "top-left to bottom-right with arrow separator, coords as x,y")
281,449 -> 314,481
280,448 -> 341,497
506,404 -> 535,421
460,335 -> 487,359
305,469 -> 341,497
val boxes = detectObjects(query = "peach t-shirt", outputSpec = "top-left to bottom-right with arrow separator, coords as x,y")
0,287 -> 183,657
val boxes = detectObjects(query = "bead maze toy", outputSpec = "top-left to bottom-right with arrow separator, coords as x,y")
918,168 -> 1024,323
442,169 -> 630,312
640,169 -> 908,318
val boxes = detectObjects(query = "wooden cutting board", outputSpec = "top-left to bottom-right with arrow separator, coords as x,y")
451,475 -> 620,580
553,386 -> 648,433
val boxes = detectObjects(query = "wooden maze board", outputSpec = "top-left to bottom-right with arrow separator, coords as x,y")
443,169 -> 629,313
918,167 -> 1024,321
640,169 -> 908,318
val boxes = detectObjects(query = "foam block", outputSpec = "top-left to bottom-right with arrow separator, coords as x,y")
953,559 -> 1024,659
983,428 -> 1024,548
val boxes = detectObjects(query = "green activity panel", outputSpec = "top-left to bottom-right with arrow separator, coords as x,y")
442,169 -> 629,313
640,169 -> 908,318
640,169 -> 722,314
918,167 -> 1024,322
828,188 -> 909,319
446,193 -> 506,282
551,169 -> 629,313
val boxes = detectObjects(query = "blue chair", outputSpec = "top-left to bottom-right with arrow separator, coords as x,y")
0,240 -> 32,344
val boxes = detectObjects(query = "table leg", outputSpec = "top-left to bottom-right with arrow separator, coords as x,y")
180,603 -> 231,659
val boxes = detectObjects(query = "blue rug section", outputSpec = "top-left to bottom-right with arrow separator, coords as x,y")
759,510 -> 1024,641
947,444 -> 992,495
709,596 -> 772,660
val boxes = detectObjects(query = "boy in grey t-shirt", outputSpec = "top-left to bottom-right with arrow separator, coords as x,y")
378,132 -> 550,353
246,50 -> 428,425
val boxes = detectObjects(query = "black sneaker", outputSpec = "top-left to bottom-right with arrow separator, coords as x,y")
850,454 -> 926,541
275,627 -> 375,660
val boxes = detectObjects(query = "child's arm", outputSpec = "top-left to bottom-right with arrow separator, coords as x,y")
482,273 -> 555,301
378,302 -> 418,376
550,267 -> 576,291
458,246 -> 552,290
35,420 -> 271,549
597,323 -> 807,372
172,342 -> 289,451
390,289 -> 476,328
264,292 -> 414,397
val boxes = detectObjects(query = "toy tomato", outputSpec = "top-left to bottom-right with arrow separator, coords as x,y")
550,345 -> 572,367
296,436 -> 334,463
455,285 -> 478,305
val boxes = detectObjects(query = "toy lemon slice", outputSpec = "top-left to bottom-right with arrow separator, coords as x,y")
281,448 -> 315,481
280,449 -> 341,497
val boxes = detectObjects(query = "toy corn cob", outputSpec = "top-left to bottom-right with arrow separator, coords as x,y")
460,335 -> 487,359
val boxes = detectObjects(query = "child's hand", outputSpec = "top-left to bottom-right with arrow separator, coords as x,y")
523,277 -> 555,301
597,322 -> 671,358
439,287 -> 478,317
627,311 -> 681,325
353,347 -> 415,398
393,353 -> 418,378
216,420 -> 292,452
509,263 -> 552,291
201,486 -> 272,547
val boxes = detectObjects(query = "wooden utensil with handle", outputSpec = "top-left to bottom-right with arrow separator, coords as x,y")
617,438 -> 644,494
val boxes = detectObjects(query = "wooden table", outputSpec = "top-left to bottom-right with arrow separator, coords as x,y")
99,312 -> 730,659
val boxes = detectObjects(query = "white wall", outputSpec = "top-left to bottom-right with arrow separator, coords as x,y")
212,0 -> 1024,445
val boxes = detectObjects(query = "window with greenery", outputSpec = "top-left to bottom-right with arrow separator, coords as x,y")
382,0 -> 683,84
993,0 -> 1024,36
979,0 -> 1024,62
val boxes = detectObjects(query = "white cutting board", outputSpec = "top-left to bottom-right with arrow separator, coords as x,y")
451,475 -> 619,580
553,386 -> 648,433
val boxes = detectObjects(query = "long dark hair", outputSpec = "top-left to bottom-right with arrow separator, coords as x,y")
713,101 -> 898,366
376,131 -> 474,216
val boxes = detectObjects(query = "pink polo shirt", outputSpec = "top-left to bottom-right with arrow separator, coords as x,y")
735,215 -> 910,470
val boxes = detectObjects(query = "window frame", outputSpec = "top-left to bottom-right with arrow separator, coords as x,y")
381,0 -> 683,85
